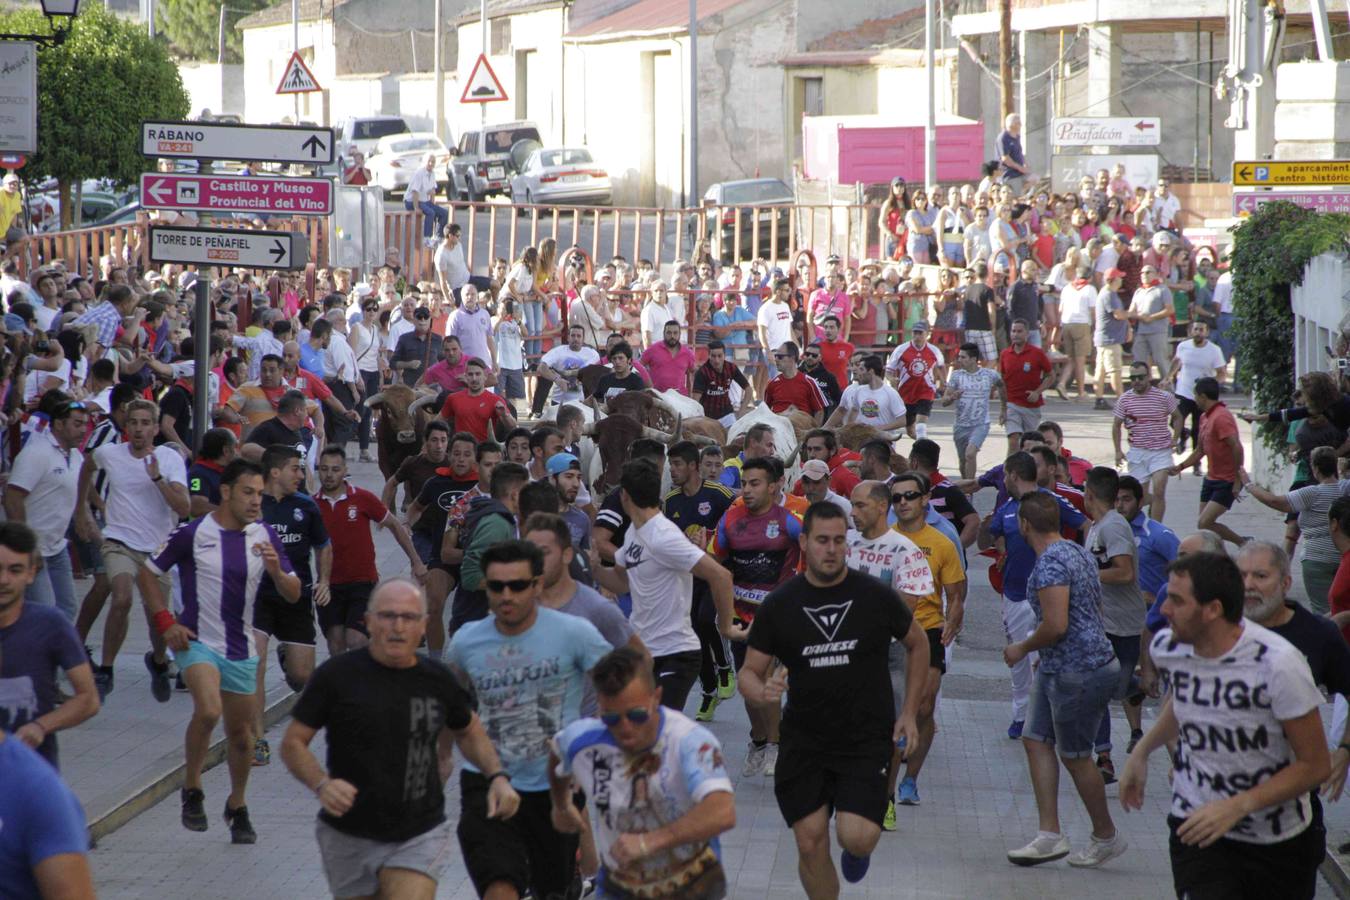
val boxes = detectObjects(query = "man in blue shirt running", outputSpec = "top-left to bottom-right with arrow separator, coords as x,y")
0,730 -> 94,899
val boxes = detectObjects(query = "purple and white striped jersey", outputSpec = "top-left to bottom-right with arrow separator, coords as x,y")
147,514 -> 294,661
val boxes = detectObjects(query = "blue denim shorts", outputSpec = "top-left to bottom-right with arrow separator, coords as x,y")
1024,659 -> 1120,758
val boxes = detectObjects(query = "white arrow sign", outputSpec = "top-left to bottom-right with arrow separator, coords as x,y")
147,226 -> 309,270
141,121 -> 335,165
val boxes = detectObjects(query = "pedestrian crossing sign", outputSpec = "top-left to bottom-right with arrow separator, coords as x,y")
276,51 -> 322,95
461,53 -> 508,104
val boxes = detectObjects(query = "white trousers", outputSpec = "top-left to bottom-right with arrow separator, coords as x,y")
1002,595 -> 1039,722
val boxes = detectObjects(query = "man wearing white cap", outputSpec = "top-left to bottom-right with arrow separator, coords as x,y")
0,173 -> 26,262
800,459 -> 852,517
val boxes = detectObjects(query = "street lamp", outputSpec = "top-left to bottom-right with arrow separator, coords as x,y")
2,0 -> 82,47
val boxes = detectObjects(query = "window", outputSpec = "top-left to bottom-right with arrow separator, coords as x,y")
491,18 -> 511,54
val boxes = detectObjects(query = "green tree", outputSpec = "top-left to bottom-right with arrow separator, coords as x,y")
160,0 -> 271,64
0,4 -> 191,227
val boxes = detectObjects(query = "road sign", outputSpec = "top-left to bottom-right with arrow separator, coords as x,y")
276,51 -> 321,95
140,173 -> 333,216
1051,117 -> 1161,147
147,226 -> 309,270
1232,189 -> 1350,216
0,154 -> 27,169
1232,160 -> 1350,187
461,54 -> 508,103
0,43 -> 36,154
142,121 -> 335,165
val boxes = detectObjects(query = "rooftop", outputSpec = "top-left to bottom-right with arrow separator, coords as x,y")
453,0 -> 565,25
237,0 -> 351,30
566,0 -> 752,40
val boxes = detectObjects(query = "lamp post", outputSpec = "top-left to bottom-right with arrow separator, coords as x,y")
0,0 -> 82,47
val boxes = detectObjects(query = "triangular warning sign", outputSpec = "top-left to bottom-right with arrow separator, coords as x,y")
276,51 -> 322,95
460,53 -> 508,104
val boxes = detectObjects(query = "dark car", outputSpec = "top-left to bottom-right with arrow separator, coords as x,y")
691,178 -> 794,261
447,121 -> 542,202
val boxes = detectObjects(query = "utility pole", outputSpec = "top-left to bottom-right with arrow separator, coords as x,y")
998,0 -> 1013,120
480,0 -> 487,129
218,4 -> 227,64
434,0 -> 445,144
688,0 -> 698,207
292,0 -> 300,123
924,0 -> 936,188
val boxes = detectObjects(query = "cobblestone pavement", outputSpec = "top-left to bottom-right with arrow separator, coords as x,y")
69,396 -> 1347,897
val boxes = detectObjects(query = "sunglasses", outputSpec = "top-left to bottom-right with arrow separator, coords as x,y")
486,578 -> 535,593
599,707 -> 652,727
1130,373 -> 1149,381
892,490 -> 924,503
55,400 -> 88,416
802,353 -> 820,359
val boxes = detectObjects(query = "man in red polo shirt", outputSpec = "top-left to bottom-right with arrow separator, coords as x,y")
1170,376 -> 1246,546
763,341 -> 827,425
998,318 -> 1055,455
440,357 -> 515,442
815,316 -> 854,388
639,320 -> 698,395
885,321 -> 946,440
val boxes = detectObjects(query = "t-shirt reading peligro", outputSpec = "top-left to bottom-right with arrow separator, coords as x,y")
618,513 -> 705,657
291,649 -> 474,842
1151,621 -> 1325,844
747,570 -> 915,754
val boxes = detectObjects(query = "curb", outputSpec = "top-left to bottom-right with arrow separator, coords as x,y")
1325,847 -> 1350,899
87,692 -> 297,843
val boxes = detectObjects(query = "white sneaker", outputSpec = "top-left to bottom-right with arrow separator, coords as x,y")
742,741 -> 766,777
1067,834 -> 1128,868
1007,832 -> 1071,867
761,742 -> 779,777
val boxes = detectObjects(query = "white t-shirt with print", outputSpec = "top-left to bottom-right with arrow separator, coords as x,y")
757,300 -> 794,350
617,514 -> 704,657
948,367 -> 1003,428
848,530 -> 935,599
1151,621 -> 1324,844
838,382 -> 906,427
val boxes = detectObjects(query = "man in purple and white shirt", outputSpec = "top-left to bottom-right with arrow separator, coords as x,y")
142,458 -> 300,846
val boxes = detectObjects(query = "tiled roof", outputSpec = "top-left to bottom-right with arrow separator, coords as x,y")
566,0 -> 751,39
237,0 -> 349,30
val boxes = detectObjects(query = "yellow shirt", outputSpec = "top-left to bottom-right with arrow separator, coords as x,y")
894,523 -> 965,630
0,188 -> 22,234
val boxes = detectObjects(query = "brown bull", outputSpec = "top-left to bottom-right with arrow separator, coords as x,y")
605,390 -> 725,447
585,413 -> 678,494
364,383 -> 439,479
836,422 -> 904,451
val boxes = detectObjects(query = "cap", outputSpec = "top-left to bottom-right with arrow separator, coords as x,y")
3,174 -> 18,186
3,313 -> 30,335
911,320 -> 930,333
826,254 -> 841,263
1154,231 -> 1174,245
545,452 -> 580,476
352,282 -> 373,298
801,459 -> 830,481
1104,267 -> 1126,281
890,176 -> 906,187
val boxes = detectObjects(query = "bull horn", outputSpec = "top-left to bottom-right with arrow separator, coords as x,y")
641,413 -> 682,444
685,432 -> 717,447
646,391 -> 679,416
408,393 -> 440,415
364,391 -> 386,408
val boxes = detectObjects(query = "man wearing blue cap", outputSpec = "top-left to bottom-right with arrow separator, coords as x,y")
546,452 -> 591,555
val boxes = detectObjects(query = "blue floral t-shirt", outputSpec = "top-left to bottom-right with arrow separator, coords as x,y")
1024,540 -> 1115,675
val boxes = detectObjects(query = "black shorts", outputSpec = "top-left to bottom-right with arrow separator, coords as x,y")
457,771 -> 578,900
318,582 -> 373,635
252,591 -> 316,646
1168,812 -> 1323,900
1200,477 -> 1236,510
924,627 -> 947,674
905,399 -> 934,425
773,737 -> 892,828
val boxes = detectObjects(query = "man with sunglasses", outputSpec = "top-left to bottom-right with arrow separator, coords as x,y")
764,342 -> 827,426
1113,361 -> 1183,523
550,646 -> 736,899
447,540 -> 613,900
798,343 -> 842,422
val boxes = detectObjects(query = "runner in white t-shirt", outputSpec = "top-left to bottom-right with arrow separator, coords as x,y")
1167,320 -> 1227,458
827,355 -> 907,430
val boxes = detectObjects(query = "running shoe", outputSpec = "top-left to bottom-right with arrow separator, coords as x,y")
1007,719 -> 1025,740
840,850 -> 871,883
359,450 -> 376,463
93,666 -> 114,702
897,776 -> 920,806
882,801 -> 897,832
253,738 -> 271,767
717,668 -> 737,700
224,803 -> 257,845
695,693 -> 719,722
1097,754 -> 1116,785
742,741 -> 766,777
181,788 -> 208,832
1126,729 -> 1144,755
1092,398 -> 1110,411
144,652 -> 172,703
1067,834 -> 1128,868
761,743 -> 779,777
1007,833 -> 1070,867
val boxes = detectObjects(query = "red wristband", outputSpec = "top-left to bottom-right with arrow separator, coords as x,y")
153,609 -> 176,635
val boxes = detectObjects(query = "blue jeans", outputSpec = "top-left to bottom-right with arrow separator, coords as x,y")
1024,658 -> 1120,758
418,201 -> 449,239
522,299 -> 543,362
26,548 -> 77,622
1215,311 -> 1235,364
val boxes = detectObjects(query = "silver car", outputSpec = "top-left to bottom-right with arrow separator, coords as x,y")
509,147 -> 611,206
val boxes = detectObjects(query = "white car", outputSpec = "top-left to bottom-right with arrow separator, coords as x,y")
509,147 -> 611,206
367,133 -> 452,196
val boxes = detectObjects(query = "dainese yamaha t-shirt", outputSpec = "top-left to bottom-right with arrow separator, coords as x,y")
747,570 -> 913,755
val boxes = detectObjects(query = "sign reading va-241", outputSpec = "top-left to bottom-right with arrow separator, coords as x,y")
140,173 -> 333,215
141,121 -> 335,165
147,226 -> 309,270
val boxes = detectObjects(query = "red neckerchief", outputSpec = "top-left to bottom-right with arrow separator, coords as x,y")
1071,278 -> 1091,289
195,458 -> 225,473
434,466 -> 478,481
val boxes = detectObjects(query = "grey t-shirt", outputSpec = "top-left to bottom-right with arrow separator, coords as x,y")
1087,510 -> 1144,635
1130,285 -> 1170,336
1094,289 -> 1127,346
557,583 -> 637,715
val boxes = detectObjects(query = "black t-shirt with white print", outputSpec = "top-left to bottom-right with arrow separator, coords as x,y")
747,569 -> 913,756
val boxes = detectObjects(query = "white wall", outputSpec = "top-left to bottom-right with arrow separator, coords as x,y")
240,21 -> 336,124
398,74 -> 458,135
448,8 -> 567,142
178,63 -> 245,118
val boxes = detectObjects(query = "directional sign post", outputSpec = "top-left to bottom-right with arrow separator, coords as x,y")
140,173 -> 333,216
1232,160 -> 1350,187
1232,190 -> 1350,216
148,226 -> 309,270
1051,117 -> 1161,147
141,121 -> 335,165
